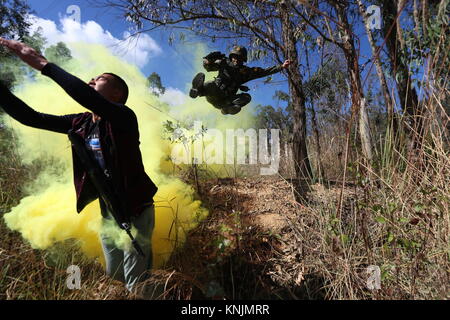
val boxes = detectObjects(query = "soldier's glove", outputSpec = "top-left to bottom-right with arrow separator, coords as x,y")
239,85 -> 250,92
204,51 -> 225,60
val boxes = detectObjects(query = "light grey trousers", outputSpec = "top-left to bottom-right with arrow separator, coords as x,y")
100,205 -> 155,292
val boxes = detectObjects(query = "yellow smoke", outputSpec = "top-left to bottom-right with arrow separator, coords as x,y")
157,43 -> 258,178
2,42 -> 255,268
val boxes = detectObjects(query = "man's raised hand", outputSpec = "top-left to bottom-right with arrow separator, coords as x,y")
282,60 -> 292,69
0,38 -> 48,71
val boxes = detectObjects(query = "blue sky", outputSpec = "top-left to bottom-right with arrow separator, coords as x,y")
27,0 -> 295,110
26,1 -> 383,115
28,0 -> 201,104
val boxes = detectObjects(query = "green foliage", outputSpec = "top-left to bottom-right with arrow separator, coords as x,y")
0,0 -> 31,39
0,28 -> 47,90
402,1 -> 449,82
0,0 -> 34,90
255,89 -> 293,141
303,56 -> 347,105
121,0 -> 308,66
45,42 -> 72,65
147,71 -> 166,96
0,27 -> 72,92
162,119 -> 207,145
214,223 -> 232,254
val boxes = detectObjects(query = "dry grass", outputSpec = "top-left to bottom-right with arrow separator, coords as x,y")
0,81 -> 448,300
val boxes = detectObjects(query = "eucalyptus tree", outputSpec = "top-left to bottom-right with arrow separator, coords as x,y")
104,0 -> 314,201
147,72 -> 166,97
378,0 -> 449,149
0,0 -> 30,39
0,0 -> 32,89
293,0 -> 375,163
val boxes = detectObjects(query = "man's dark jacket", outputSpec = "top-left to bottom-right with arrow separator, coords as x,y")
0,63 -> 157,218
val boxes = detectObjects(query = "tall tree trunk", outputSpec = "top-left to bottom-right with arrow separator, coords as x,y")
357,0 -> 397,135
305,45 -> 325,180
333,1 -> 374,162
310,102 -> 325,180
422,0 -> 429,36
280,1 -> 312,202
381,0 -> 423,149
414,0 -> 421,36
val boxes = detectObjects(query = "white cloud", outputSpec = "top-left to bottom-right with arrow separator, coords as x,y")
28,15 -> 162,68
159,87 -> 188,106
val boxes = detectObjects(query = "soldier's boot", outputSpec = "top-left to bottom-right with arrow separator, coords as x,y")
220,93 -> 251,115
232,93 -> 252,108
221,105 -> 242,115
189,72 -> 205,98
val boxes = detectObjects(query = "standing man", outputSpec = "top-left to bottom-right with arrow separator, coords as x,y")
0,38 -> 158,296
189,45 -> 291,115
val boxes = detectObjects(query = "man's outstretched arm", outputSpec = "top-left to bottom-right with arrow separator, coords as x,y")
0,38 -> 134,129
40,63 -> 134,128
0,81 -> 79,134
246,60 -> 292,82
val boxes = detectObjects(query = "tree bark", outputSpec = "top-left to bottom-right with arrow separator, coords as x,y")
381,0 -> 423,149
280,1 -> 312,202
422,0 -> 429,36
305,45 -> 325,180
356,0 -> 397,135
333,2 -> 374,162
414,0 -> 421,36
310,101 -> 325,180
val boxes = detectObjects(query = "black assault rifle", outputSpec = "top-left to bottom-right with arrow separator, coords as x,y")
68,130 -> 144,256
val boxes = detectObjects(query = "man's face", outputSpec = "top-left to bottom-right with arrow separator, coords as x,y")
231,56 -> 243,66
88,74 -> 119,102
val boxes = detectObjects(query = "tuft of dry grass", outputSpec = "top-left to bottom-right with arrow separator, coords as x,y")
271,85 -> 449,300
0,79 -> 448,300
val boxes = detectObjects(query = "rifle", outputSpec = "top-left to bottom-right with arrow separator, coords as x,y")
203,51 -> 226,61
68,129 -> 145,256
203,51 -> 226,72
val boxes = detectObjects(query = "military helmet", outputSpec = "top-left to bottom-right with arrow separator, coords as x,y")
229,46 -> 248,63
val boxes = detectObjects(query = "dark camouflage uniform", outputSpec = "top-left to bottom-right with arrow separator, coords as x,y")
197,51 -> 283,115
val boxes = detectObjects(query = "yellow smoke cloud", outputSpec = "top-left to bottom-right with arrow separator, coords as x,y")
2,43 -> 194,267
158,43 -> 258,178
2,42 -> 256,268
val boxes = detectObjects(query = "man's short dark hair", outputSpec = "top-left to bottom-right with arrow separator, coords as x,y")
104,73 -> 129,104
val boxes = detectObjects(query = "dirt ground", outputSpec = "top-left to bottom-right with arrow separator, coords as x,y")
160,175 -> 352,300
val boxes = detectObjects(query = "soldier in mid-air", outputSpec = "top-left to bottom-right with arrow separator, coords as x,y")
189,46 -> 291,115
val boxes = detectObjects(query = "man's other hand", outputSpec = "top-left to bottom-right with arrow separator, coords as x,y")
0,38 -> 48,71
282,60 -> 292,68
